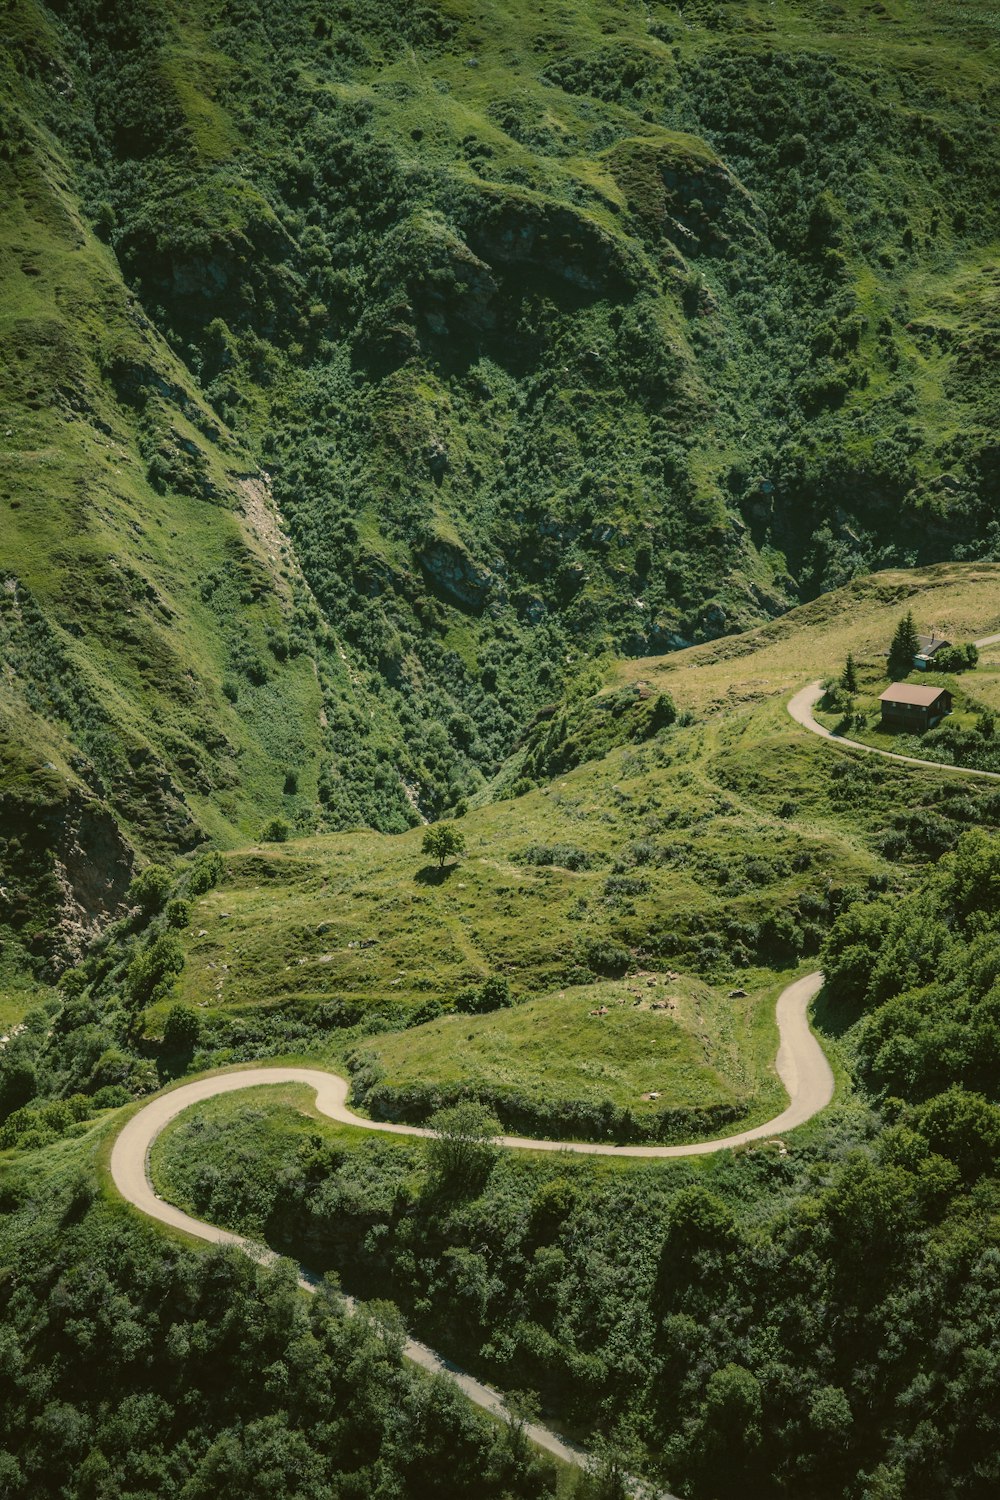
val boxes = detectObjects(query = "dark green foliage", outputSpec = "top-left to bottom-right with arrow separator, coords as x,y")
5,0 -> 1000,961
186,851 -> 225,896
261,817 -> 291,843
840,653 -> 859,693
127,864 -> 172,916
933,642 -> 979,671
155,1065 -> 1000,1499
823,828 -> 1000,1099
917,714 -> 1000,775
0,1181 -> 560,1499
578,935 -> 631,978
521,691 -> 680,784
0,1057 -> 37,1122
426,1101 -> 501,1196
162,1002 -> 200,1058
5,2 -> 1000,1494
887,611 -> 920,679
164,897 -> 191,929
455,975 -> 512,1015
421,822 -> 466,867
520,843 -> 593,872
358,1072 -> 745,1147
124,932 -> 184,1009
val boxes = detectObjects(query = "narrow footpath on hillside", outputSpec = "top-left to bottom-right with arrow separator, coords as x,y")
109,971 -> 831,1492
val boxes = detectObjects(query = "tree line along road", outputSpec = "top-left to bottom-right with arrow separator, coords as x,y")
108,971 -> 831,1491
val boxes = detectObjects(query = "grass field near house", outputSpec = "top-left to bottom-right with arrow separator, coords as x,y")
150,566 -> 1000,1139
611,562 -> 1000,717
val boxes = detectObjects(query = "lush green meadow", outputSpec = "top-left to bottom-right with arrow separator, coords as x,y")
361,973 -> 786,1125
4,0 -> 1000,1494
145,805 -> 1000,1499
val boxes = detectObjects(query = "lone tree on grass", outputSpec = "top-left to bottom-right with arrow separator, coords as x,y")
888,610 -> 920,679
840,652 -> 859,693
421,821 -> 466,867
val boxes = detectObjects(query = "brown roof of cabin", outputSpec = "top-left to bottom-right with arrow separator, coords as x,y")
879,683 -> 951,707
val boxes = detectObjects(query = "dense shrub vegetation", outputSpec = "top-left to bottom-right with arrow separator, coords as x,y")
5,0 -> 1000,949
5,0 -> 1000,1494
153,835 -> 1000,1498
0,1174 -> 564,1499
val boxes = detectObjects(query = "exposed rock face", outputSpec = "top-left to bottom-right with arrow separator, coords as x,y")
465,191 -> 641,296
622,624 -> 692,656
51,794 -> 135,966
0,782 -> 134,974
412,240 -> 499,335
416,536 -> 495,610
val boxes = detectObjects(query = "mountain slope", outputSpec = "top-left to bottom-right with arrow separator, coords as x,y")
4,0 -> 1000,976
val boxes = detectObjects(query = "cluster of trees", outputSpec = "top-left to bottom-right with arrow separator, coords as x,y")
5,811 -> 1000,1495
887,612 -> 978,680
0,1182 -> 565,1500
823,827 -> 1000,1101
0,854 -> 224,1145
94,828 -> 1000,1499
828,616 -> 981,735
157,814 -> 1000,1500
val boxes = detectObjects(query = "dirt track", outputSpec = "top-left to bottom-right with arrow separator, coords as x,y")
109,971 -> 831,1489
788,680 -> 1000,781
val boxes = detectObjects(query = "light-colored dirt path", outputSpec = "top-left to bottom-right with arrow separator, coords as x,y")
788,681 -> 1000,782
110,1075 -> 593,1471
109,973 -> 830,1487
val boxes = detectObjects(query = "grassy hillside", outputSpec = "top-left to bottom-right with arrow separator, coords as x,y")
142,818 -> 1000,1497
0,55 -> 334,970
27,564 -> 977,1146
4,0 -> 1000,961
5,5 -> 1000,1495
355,973 -> 793,1141
5,568 -> 1000,1494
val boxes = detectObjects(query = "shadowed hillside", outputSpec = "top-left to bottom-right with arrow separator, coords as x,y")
4,1 -> 1000,980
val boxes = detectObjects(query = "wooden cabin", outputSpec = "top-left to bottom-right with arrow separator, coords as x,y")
879,683 -> 952,731
914,633 -> 951,671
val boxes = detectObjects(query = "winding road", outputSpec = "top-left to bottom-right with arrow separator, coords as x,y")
787,629 -> 1000,781
109,971 -> 831,1484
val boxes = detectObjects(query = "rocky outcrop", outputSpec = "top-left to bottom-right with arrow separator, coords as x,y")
118,178 -> 308,341
405,218 -> 500,335
465,189 -> 642,296
0,776 -> 134,974
605,135 -> 762,259
416,535 -> 496,610
50,794 -> 135,964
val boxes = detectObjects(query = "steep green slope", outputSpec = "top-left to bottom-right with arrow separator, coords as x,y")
1,27 -> 333,971
2,563 -> 992,1147
4,1 -> 1000,961
5,0 -> 1000,828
